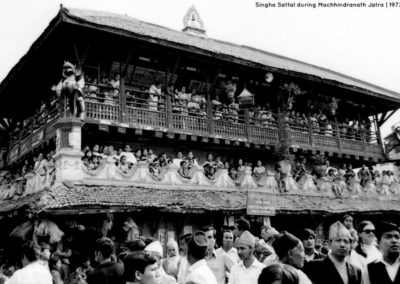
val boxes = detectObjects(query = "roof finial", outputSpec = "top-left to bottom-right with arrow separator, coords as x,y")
182,5 -> 206,36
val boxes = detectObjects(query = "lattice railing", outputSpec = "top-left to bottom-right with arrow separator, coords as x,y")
313,134 -> 338,149
86,102 -> 120,122
341,139 -> 365,154
250,126 -> 279,144
126,107 -> 166,128
172,114 -> 208,134
290,130 -> 310,146
213,120 -> 246,139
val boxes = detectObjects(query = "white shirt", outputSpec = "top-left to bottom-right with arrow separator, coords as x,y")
363,243 -> 382,263
177,256 -> 190,284
215,247 -> 240,263
228,258 -> 265,284
382,256 -> 400,282
184,259 -> 218,284
122,151 -> 137,165
6,261 -> 52,284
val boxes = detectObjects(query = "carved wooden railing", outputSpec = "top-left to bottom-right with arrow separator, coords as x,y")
8,82 -> 385,163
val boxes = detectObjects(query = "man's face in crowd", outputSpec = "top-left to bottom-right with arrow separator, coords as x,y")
330,236 -> 351,260
288,242 -> 305,269
233,224 -> 241,238
222,231 -> 234,249
167,246 -> 178,257
180,240 -> 188,255
303,235 -> 315,250
204,230 -> 216,251
379,230 -> 400,256
137,262 -> 160,284
237,245 -> 253,261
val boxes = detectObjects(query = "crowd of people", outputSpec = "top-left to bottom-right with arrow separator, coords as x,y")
0,151 -> 56,186
80,145 -> 400,194
83,74 -> 374,139
1,216 -> 399,284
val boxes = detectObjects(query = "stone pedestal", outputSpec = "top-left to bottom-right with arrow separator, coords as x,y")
53,117 -> 84,184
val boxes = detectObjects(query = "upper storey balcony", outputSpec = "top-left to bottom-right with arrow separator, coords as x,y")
7,79 -> 385,166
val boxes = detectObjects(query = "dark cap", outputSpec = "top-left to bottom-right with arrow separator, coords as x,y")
187,231 -> 208,260
272,231 -> 300,259
180,233 -> 192,241
376,221 -> 400,241
191,231 -> 208,248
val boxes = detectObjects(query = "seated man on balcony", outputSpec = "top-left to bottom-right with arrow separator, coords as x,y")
178,160 -> 190,179
148,81 -> 162,111
122,145 -> 137,166
118,156 -> 129,174
173,152 -> 184,168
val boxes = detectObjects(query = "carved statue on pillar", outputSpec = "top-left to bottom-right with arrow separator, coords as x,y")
54,61 -> 85,119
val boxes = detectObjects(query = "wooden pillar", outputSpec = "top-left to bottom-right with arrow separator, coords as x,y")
308,116 -> 314,147
334,117 -> 342,152
119,78 -> 127,123
244,109 -> 251,140
166,93 -> 173,129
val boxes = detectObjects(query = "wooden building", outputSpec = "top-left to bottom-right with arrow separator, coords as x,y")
1,6 -> 400,248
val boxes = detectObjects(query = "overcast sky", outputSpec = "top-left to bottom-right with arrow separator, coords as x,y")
0,0 -> 399,136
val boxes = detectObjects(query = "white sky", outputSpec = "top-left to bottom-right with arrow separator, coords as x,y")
0,0 -> 399,136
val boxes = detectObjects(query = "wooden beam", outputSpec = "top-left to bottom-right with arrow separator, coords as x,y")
378,111 -> 388,126
380,110 -> 397,126
121,49 -> 134,77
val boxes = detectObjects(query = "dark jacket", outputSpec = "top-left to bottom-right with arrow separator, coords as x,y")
87,261 -> 124,284
304,256 -> 362,284
368,260 -> 400,284
302,251 -> 326,272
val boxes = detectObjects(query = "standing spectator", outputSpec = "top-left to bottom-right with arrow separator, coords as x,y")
148,81 -> 162,111
299,229 -> 326,271
272,232 -> 311,284
215,229 -> 240,264
184,231 -> 217,284
203,226 -> 234,284
144,241 -> 176,284
124,252 -> 160,284
87,238 -> 124,284
304,222 -> 362,284
233,219 -> 250,238
355,221 -> 381,264
6,242 -> 52,284
49,255 -> 63,284
367,221 -> 400,284
228,231 -> 265,284
259,226 -> 280,266
257,263 -> 299,284
177,234 -> 192,284
163,240 -> 181,279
